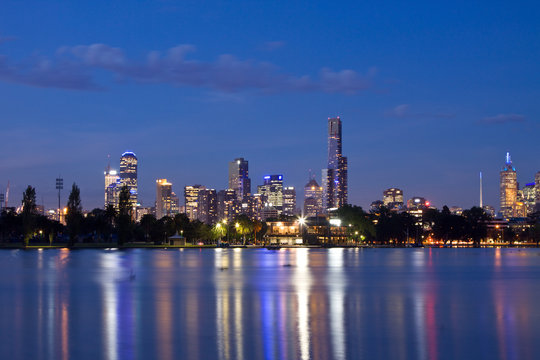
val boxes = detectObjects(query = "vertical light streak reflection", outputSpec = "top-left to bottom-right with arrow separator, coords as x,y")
100,252 -> 121,360
156,284 -> 173,360
217,289 -> 231,360
61,302 -> 69,360
234,288 -> 243,360
412,251 -> 427,360
294,248 -> 311,360
328,248 -> 345,360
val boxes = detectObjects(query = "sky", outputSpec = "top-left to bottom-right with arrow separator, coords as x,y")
0,0 -> 539,211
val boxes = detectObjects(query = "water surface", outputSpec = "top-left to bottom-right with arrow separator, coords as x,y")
0,248 -> 539,360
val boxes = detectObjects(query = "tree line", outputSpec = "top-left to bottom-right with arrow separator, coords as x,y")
1,185 -> 540,247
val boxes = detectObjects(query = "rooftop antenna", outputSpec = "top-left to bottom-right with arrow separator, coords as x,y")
506,152 -> 511,165
479,171 -> 483,208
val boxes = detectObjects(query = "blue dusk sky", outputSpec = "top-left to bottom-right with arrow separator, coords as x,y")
0,0 -> 539,211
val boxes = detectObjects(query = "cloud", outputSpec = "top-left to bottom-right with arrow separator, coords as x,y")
385,104 -> 454,119
0,55 -> 100,90
0,35 -> 17,44
0,43 -> 375,94
479,114 -> 526,124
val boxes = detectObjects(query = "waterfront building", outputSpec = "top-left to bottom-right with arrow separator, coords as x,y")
197,189 -> 218,224
500,152 -> 517,219
156,179 -> 176,219
257,175 -> 284,212
120,151 -> 138,210
238,193 -> 266,221
322,117 -> 348,211
304,179 -> 323,217
228,158 -> 251,201
217,189 -> 241,222
383,188 -> 404,210
517,183 -> 536,216
282,187 -> 297,216
407,197 -> 430,226
184,185 -> 206,221
260,205 -> 279,220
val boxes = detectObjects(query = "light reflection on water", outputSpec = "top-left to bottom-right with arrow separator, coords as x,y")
0,248 -> 540,359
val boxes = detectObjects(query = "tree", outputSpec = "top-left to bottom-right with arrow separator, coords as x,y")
140,214 -> 157,243
462,206 -> 490,247
21,185 -> 37,246
66,183 -> 83,246
117,185 -> 132,245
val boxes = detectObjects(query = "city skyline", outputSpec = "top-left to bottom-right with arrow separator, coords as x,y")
1,1 -> 539,211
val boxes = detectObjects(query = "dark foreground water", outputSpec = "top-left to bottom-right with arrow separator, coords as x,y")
0,248 -> 539,360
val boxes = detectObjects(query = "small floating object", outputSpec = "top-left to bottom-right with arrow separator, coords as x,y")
266,245 -> 281,250
219,267 -> 229,271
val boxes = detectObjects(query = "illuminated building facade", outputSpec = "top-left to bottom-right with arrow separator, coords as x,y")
257,175 -> 284,212
217,189 -> 241,222
383,188 -> 404,210
500,152 -> 517,219
104,162 -> 121,209
197,189 -> 217,224
282,187 -> 297,216
304,179 -> 323,217
156,179 -> 177,219
228,158 -> 251,201
120,151 -> 138,209
517,183 -> 536,216
323,117 -> 348,211
535,171 -> 540,211
184,185 -> 206,221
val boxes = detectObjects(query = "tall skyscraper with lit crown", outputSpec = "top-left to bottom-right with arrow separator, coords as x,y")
120,151 -> 138,209
228,158 -> 251,201
322,117 -> 348,211
500,152 -> 517,219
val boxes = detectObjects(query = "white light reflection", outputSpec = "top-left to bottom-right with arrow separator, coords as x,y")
100,252 -> 120,360
295,248 -> 311,360
328,248 -> 345,360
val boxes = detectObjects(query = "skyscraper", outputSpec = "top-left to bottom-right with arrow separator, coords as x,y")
500,152 -> 517,219
304,179 -> 323,217
257,175 -> 284,212
383,188 -> 404,210
184,185 -> 206,221
228,158 -> 251,201
156,179 -> 174,219
217,189 -> 241,222
120,151 -> 138,209
323,117 -> 348,211
282,187 -> 297,216
104,162 -> 120,208
197,189 -> 218,224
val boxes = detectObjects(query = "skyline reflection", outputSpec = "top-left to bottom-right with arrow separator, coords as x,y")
0,248 -> 539,359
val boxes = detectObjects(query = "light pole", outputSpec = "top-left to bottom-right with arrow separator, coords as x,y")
56,177 -> 63,222
298,217 -> 306,245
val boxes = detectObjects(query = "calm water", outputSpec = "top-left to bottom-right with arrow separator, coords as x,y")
0,248 -> 539,360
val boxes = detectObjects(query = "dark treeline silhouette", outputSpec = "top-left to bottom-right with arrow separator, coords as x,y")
1,185 -> 540,247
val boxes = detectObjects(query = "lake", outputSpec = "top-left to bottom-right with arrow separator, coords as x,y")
0,248 -> 539,360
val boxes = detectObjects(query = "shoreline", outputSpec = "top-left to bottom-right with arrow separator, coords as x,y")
0,243 -> 538,250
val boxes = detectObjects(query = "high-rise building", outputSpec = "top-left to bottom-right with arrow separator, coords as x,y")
535,171 -> 540,212
184,185 -> 206,221
383,188 -> 404,210
500,152 -> 517,219
197,189 -> 218,224
228,158 -> 251,201
323,117 -> 348,211
120,151 -> 138,209
217,189 -> 241,222
156,179 -> 176,219
517,183 -> 536,216
104,163 -> 120,208
257,175 -> 284,212
282,187 -> 297,216
304,178 -> 323,217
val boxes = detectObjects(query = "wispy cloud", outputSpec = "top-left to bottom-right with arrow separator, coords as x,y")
385,104 -> 454,119
0,43 -> 376,94
479,113 -> 526,124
